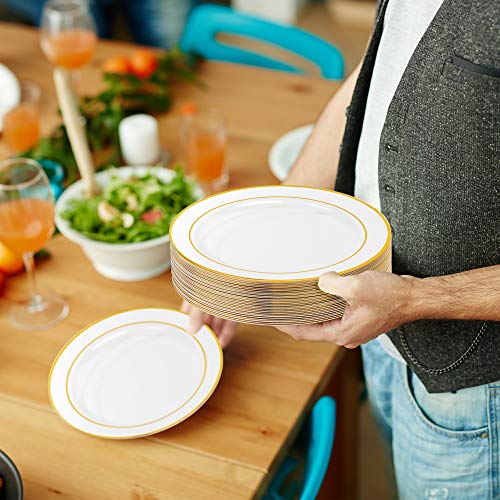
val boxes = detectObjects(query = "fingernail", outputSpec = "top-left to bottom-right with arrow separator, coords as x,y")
187,323 -> 199,336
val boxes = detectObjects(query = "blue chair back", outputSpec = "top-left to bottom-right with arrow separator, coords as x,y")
180,5 -> 344,80
264,396 -> 336,500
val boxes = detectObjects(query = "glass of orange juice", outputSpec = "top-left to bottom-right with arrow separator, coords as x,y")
3,80 -> 41,154
40,0 -> 97,72
181,104 -> 229,193
0,159 -> 69,330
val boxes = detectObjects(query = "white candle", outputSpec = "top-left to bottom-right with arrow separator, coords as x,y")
119,114 -> 161,166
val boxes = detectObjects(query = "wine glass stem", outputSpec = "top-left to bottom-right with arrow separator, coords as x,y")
23,252 -> 45,311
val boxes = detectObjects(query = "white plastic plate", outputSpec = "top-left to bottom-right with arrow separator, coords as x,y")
49,309 -> 223,439
268,124 -> 314,181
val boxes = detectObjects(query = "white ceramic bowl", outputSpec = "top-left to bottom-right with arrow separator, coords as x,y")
55,166 -> 200,282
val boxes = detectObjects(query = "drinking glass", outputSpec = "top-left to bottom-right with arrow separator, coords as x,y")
3,80 -> 41,154
181,105 -> 229,193
40,0 -> 97,72
0,159 -> 69,330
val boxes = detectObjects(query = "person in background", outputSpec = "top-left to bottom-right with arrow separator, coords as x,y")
0,0 -> 194,48
183,0 -> 500,498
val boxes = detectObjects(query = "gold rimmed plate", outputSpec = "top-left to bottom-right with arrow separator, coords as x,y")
170,186 -> 391,283
171,249 -> 392,299
49,308 -> 223,439
170,243 -> 392,288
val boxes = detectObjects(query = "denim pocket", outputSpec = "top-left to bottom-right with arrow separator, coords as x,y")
403,368 -> 489,440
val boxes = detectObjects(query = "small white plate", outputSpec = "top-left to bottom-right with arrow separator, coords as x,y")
49,308 -> 223,439
0,64 -> 21,132
268,124 -> 314,181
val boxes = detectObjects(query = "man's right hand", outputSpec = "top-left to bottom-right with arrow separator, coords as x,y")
181,301 -> 238,348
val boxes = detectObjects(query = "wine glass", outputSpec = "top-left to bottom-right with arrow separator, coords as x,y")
40,0 -> 97,73
0,159 -> 69,330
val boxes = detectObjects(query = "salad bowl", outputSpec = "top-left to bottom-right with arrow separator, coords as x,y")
55,166 -> 201,281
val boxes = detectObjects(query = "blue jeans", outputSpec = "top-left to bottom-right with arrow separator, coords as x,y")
362,339 -> 500,500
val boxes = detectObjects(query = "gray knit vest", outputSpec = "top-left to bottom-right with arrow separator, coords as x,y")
335,0 -> 500,393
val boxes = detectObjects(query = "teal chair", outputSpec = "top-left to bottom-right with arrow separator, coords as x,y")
180,5 -> 344,80
264,396 -> 336,500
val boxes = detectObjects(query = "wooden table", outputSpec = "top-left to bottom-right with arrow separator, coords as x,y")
0,23 -> 360,499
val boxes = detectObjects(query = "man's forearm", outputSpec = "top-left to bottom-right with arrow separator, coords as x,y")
285,62 -> 362,189
408,265 -> 500,322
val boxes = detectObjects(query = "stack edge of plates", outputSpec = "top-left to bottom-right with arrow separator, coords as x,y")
170,186 -> 392,325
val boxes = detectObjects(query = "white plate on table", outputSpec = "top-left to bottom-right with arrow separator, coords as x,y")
0,63 -> 21,132
49,308 -> 223,439
268,124 -> 314,181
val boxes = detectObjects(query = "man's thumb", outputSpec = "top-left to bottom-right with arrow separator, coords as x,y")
318,272 -> 355,299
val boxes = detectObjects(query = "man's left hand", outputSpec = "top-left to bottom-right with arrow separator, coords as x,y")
275,271 -> 419,349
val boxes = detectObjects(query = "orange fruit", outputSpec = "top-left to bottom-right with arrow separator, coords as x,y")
129,49 -> 158,79
0,242 -> 24,275
102,55 -> 132,74
180,102 -> 198,115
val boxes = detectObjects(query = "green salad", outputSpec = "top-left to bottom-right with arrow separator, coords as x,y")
61,167 -> 197,243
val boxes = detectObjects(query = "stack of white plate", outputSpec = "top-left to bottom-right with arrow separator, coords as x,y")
170,186 -> 391,325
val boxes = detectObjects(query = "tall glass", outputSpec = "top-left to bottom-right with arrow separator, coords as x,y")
181,105 -> 229,194
3,80 -> 41,154
0,159 -> 69,330
40,0 -> 97,72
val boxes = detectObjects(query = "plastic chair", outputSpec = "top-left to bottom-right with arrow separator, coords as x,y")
180,5 -> 344,80
263,396 -> 337,500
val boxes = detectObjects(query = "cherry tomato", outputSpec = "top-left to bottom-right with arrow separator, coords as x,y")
129,49 -> 158,79
102,55 -> 132,74
141,209 -> 163,224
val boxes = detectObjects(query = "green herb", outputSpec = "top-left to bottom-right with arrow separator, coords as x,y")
35,249 -> 51,260
60,166 -> 196,244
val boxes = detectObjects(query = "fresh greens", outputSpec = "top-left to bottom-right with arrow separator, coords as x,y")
61,167 -> 196,244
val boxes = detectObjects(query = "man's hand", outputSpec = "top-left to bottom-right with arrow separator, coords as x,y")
275,271 -> 418,349
181,301 -> 238,348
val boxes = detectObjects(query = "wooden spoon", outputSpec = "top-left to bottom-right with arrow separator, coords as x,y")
53,67 -> 100,197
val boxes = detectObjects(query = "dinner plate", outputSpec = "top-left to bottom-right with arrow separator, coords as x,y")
0,64 -> 21,132
172,258 -> 391,301
172,253 -> 391,325
173,258 -> 390,310
172,277 -> 348,323
171,244 -> 392,288
173,279 -> 347,313
49,308 -> 223,439
268,124 -> 314,181
170,186 -> 391,281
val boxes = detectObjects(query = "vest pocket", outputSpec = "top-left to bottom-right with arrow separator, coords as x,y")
449,55 -> 500,78
441,55 -> 499,92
